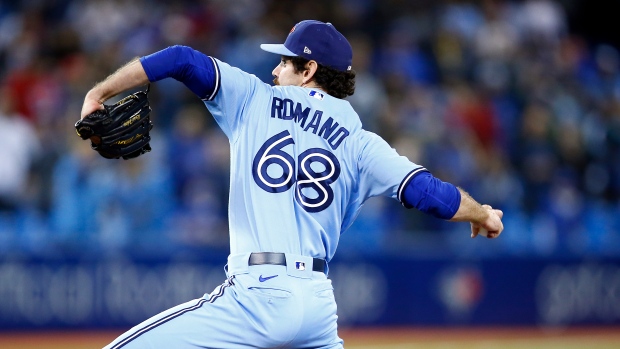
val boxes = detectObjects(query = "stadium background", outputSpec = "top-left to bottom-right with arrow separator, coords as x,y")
1,0 -> 620,347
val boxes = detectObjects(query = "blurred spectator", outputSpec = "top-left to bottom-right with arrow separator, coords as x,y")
166,105 -> 229,249
346,34 -> 388,132
50,131 -> 174,253
0,85 -> 40,212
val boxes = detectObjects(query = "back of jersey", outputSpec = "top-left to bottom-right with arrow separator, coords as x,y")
205,59 -> 416,262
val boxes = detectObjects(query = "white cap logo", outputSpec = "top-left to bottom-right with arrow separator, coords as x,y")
304,46 -> 312,54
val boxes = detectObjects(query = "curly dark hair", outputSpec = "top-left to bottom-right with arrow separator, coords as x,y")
286,56 -> 356,99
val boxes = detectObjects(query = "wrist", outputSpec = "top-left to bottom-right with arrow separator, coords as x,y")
475,205 -> 492,225
85,88 -> 105,104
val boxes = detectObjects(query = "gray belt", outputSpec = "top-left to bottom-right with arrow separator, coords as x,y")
248,252 -> 326,273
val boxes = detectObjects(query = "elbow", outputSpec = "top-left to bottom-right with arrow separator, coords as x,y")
401,171 -> 461,220
168,44 -> 193,55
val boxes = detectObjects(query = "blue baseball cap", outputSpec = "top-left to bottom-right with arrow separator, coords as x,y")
260,20 -> 352,72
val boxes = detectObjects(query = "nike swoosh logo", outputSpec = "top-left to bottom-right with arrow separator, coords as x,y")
259,274 -> 278,282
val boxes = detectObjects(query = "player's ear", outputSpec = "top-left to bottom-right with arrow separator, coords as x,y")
303,60 -> 319,82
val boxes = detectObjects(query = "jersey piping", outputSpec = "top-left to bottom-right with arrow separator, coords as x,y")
397,166 -> 428,208
202,56 -> 221,101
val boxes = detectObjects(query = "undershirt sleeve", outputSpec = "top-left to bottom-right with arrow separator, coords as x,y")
140,45 -> 220,100
399,170 -> 461,220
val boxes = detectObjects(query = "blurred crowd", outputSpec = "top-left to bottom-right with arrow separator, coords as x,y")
1,0 -> 619,259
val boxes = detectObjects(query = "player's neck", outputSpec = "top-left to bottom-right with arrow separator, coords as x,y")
300,80 -> 324,91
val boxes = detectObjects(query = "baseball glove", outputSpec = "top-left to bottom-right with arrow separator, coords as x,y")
75,86 -> 153,160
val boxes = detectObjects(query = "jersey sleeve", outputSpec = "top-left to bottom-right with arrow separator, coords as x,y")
357,131 -> 422,204
204,58 -> 272,142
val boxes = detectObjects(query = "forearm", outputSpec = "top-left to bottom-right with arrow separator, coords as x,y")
400,174 -> 503,237
86,58 -> 149,104
86,45 -> 217,105
449,188 -> 488,224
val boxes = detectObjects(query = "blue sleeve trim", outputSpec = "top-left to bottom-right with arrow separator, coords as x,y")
140,45 -> 220,100
203,56 -> 221,101
399,170 -> 461,220
397,167 -> 428,207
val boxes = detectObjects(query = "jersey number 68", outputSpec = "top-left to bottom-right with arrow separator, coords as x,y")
252,130 -> 341,213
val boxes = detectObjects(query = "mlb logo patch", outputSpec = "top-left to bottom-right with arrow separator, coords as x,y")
309,90 -> 324,100
295,261 -> 306,270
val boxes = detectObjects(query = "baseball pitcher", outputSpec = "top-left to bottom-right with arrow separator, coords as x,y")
79,20 -> 504,349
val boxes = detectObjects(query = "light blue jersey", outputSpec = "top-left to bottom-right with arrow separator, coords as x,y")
107,44 -> 437,349
205,59 -> 418,263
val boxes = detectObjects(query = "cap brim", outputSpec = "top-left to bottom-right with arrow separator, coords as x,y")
260,44 -> 297,57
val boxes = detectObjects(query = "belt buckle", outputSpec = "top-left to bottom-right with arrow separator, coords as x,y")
295,261 -> 306,271
285,254 -> 313,279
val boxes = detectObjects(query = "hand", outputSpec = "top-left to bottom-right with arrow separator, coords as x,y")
81,93 -> 104,120
470,204 -> 503,239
